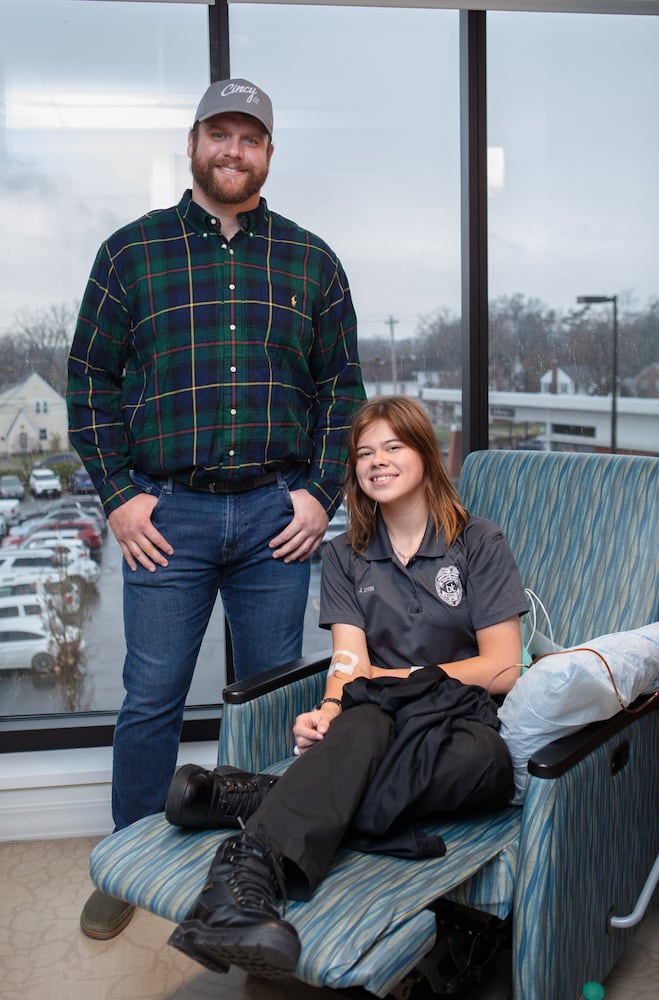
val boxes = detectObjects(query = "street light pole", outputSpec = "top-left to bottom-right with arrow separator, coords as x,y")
576,294 -> 619,454
385,315 -> 399,393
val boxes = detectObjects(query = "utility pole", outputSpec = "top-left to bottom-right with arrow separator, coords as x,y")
385,315 -> 398,392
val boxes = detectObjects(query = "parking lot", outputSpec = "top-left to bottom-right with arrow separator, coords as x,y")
1,492 -> 328,716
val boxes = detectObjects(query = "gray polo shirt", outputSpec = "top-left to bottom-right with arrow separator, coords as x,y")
320,512 -> 527,670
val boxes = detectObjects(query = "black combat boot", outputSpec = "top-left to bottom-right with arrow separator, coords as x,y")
168,828 -> 301,978
165,764 -> 279,829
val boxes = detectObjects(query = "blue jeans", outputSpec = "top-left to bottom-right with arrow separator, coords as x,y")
112,465 -> 311,830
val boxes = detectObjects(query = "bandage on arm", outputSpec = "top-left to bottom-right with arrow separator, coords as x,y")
327,649 -> 359,678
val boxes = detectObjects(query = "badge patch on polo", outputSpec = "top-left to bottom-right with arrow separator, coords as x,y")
435,565 -> 463,607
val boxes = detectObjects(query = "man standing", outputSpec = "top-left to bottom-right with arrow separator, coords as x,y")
67,78 -> 364,939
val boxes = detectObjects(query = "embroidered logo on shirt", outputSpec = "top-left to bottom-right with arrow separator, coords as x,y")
435,565 -> 463,607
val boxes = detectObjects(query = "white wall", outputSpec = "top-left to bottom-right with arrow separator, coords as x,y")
0,742 -> 217,842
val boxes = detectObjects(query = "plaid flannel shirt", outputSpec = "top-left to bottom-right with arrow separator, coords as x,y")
67,192 -> 365,516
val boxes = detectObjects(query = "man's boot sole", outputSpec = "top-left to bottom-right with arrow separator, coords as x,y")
168,917 -> 301,978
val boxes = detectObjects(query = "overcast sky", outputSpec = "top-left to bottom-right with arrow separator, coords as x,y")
1,1 -> 658,342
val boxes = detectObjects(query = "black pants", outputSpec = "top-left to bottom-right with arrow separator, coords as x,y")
244,668 -> 513,900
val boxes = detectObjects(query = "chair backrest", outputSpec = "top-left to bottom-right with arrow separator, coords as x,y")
458,450 -> 659,648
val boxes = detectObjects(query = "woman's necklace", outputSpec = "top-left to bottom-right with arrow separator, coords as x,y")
389,531 -> 424,565
391,542 -> 415,565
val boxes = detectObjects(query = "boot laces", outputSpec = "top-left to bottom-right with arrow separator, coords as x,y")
223,828 -> 288,913
210,774 -> 272,821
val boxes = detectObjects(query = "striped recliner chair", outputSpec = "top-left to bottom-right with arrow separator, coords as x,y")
90,450 -> 659,999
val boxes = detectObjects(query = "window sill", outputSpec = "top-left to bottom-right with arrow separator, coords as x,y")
0,742 -> 218,842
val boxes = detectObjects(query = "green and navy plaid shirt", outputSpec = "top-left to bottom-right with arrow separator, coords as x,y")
67,192 -> 365,516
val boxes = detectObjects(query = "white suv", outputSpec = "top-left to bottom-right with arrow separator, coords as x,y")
0,546 -> 99,589
0,616 -> 82,686
29,467 -> 62,499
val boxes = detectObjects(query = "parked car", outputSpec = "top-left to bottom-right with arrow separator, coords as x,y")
5,515 -> 103,554
0,574 -> 82,618
0,474 -> 25,500
0,544 -> 100,589
19,532 -> 89,556
0,592 -> 50,622
69,467 -> 95,494
29,468 -> 62,499
0,619 -> 57,680
0,591 -> 67,643
0,497 -> 21,525
0,617 -> 82,686
70,494 -> 105,523
40,498 -> 107,537
36,518 -> 103,555
17,537 -> 101,588
0,548 -> 68,580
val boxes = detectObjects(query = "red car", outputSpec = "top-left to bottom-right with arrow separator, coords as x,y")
13,518 -> 102,554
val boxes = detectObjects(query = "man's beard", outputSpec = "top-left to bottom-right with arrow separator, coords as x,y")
191,154 -> 269,205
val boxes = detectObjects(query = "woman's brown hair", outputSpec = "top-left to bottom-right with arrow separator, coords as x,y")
344,395 -> 468,555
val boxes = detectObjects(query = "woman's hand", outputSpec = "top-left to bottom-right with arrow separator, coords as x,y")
293,703 -> 342,755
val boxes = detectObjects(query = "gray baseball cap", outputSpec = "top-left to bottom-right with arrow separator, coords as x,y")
193,78 -> 273,137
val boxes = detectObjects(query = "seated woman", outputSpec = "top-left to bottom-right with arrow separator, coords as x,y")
167,395 -> 528,979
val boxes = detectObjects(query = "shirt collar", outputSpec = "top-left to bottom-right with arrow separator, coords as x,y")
178,190 -> 269,237
363,510 -> 447,561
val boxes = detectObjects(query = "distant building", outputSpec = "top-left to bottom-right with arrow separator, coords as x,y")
0,373 -> 69,458
635,363 -> 659,398
539,365 -> 595,395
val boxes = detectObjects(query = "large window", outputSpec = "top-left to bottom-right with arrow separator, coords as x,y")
486,11 -> 659,456
0,0 -> 216,726
0,1 -> 460,735
1,2 -> 657,746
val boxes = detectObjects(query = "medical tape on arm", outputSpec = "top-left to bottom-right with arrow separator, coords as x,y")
328,650 -> 359,677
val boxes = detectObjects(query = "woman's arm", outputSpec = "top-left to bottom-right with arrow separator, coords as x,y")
293,623 -> 385,753
439,615 -> 523,694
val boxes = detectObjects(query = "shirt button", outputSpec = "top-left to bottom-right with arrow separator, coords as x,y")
230,366 -> 237,373
229,324 -> 236,331
221,244 -> 227,250
210,217 -> 217,226
228,449 -> 235,457
229,249 -> 234,255
230,408 -> 237,416
229,283 -> 235,290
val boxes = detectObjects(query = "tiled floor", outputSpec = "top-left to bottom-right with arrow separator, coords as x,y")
0,837 -> 656,1000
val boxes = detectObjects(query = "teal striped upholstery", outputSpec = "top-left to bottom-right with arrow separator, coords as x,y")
513,705 -> 659,998
90,799 -> 521,996
219,671 -> 326,773
89,450 -> 659,999
458,450 -> 659,647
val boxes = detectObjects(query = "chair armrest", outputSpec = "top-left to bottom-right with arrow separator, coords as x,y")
219,651 -> 332,772
222,650 -> 332,704
528,693 -> 659,779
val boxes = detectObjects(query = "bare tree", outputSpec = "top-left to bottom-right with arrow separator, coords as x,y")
1,302 -> 78,394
